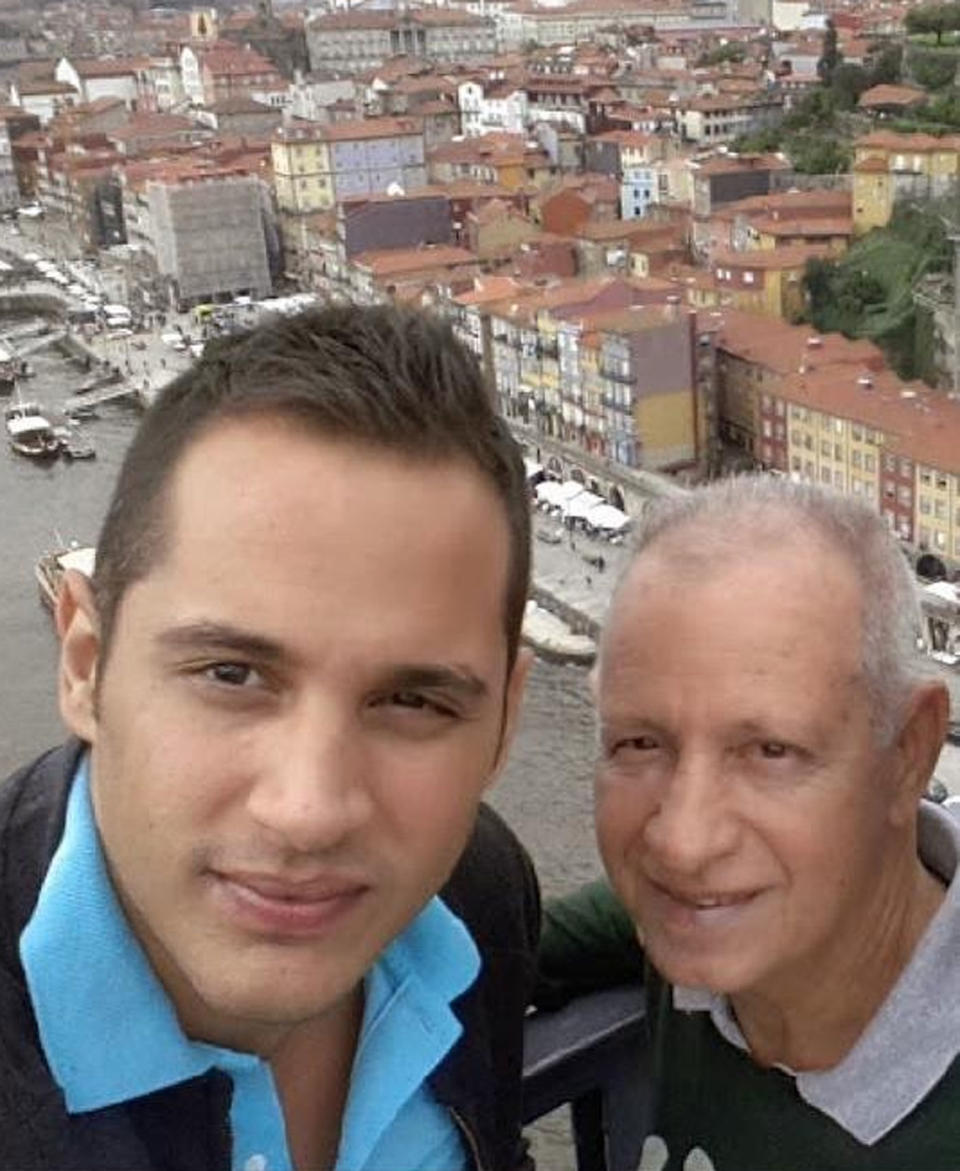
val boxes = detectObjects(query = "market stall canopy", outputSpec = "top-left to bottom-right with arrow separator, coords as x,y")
587,503 -> 631,532
564,491 -> 605,520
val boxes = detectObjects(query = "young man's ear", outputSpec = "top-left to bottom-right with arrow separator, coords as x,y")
56,570 -> 101,744
887,681 -> 950,828
487,646 -> 533,788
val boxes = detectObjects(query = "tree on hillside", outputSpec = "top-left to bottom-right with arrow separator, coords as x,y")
905,2 -> 960,45
831,63 -> 871,109
868,42 -> 903,85
818,20 -> 842,83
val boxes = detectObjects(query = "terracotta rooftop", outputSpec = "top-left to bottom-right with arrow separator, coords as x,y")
780,365 -> 960,474
712,244 -> 830,270
858,83 -> 927,110
309,7 -> 489,29
354,244 -> 477,275
713,309 -> 886,374
62,57 -> 148,78
715,188 -> 851,221
750,216 -> 854,238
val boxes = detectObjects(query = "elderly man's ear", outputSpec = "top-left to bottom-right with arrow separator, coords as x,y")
56,570 -> 101,744
888,682 -> 950,829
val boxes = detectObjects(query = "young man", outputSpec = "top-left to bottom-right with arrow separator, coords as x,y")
1,305 -> 538,1171
540,477 -> 960,1169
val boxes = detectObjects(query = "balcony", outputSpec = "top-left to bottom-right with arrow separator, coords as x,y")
599,363 -> 633,385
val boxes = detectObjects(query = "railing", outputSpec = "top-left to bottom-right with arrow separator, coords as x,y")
522,985 -> 650,1171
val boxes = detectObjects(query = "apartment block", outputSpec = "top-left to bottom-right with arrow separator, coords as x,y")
148,172 -> 272,306
306,8 -> 495,75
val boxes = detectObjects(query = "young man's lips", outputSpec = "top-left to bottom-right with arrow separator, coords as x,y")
211,870 -> 370,934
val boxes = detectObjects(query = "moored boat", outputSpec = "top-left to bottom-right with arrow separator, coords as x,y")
6,401 -> 60,458
35,544 -> 96,610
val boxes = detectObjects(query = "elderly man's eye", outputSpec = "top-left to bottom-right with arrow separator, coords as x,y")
759,741 -> 789,759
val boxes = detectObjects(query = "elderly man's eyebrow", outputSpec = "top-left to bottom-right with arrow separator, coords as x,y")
154,622 -> 288,663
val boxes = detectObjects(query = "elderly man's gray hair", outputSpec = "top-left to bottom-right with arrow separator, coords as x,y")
621,475 -> 933,742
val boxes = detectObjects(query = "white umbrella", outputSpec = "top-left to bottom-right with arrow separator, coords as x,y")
556,480 -> 587,503
564,491 -> 605,520
535,480 -> 566,506
587,503 -> 631,532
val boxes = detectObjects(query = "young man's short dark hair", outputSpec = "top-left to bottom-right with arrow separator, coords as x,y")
92,303 -> 531,669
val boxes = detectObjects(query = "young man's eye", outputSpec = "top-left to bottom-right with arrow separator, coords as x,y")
203,662 -> 261,688
377,691 -> 457,718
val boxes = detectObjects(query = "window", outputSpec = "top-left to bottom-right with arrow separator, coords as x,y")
884,454 -> 896,474
899,459 -> 912,478
852,450 -> 862,469
898,485 -> 911,507
937,474 -> 949,491
821,467 -> 832,484
852,424 -> 863,441
920,496 -> 931,515
834,418 -> 844,435
936,530 -> 947,550
864,453 -> 876,472
920,469 -> 932,486
834,444 -> 843,461
935,499 -> 947,521
743,271 -> 755,285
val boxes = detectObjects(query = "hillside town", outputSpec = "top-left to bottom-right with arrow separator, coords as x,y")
1,0 -> 960,587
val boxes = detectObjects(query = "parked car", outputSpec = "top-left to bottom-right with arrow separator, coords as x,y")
947,721 -> 960,747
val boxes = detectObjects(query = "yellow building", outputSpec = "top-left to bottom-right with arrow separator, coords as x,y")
708,247 -> 823,321
852,131 -> 960,235
271,125 -> 333,215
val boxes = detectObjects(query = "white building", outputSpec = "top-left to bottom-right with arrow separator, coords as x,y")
457,80 -> 528,136
55,58 -> 140,108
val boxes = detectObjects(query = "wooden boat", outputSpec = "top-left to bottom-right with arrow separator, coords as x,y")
35,545 -> 96,609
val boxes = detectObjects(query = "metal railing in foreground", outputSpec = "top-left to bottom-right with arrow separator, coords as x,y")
522,985 -> 651,1171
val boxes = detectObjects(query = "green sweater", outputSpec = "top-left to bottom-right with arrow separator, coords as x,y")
538,879 -> 960,1171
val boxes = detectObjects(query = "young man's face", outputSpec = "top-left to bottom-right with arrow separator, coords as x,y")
59,418 -> 527,1051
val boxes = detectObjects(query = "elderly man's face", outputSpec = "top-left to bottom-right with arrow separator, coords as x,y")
595,539 -> 916,1000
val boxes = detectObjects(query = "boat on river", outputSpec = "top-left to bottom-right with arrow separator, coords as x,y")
5,401 -> 60,459
35,544 -> 96,610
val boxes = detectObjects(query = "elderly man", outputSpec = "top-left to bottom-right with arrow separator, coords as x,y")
0,305 -> 538,1171
539,476 -> 959,1170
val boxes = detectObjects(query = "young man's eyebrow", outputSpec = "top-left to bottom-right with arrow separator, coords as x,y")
153,622 -> 288,663
379,664 -> 489,701
153,627 -> 490,698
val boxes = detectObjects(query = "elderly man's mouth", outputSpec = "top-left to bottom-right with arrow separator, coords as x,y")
651,881 -> 764,929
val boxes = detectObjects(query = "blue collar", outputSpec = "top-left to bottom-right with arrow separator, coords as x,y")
20,754 -> 480,1144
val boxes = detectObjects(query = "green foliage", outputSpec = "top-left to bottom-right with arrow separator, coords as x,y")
696,42 -> 747,67
787,134 -> 852,173
803,205 -> 953,381
905,3 -> 960,44
731,126 -> 784,153
830,63 -> 871,110
818,20 -> 841,83
907,46 -> 959,89
869,42 -> 903,85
